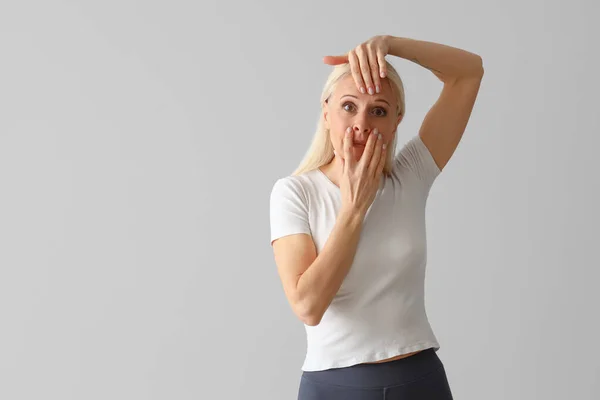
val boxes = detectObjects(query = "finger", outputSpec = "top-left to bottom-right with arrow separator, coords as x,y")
376,50 -> 387,79
323,55 -> 349,65
368,131 -> 384,175
355,45 -> 374,95
348,51 -> 366,94
367,44 -> 381,94
358,128 -> 379,170
376,142 -> 387,177
342,127 -> 354,171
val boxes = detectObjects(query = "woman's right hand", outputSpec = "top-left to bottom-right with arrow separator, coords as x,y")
338,127 -> 387,216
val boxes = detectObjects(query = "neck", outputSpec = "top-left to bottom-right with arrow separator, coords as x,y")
319,156 -> 344,188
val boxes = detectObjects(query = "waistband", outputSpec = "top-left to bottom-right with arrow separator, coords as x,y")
301,348 -> 444,388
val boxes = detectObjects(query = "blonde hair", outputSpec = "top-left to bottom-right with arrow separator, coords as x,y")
292,60 -> 406,176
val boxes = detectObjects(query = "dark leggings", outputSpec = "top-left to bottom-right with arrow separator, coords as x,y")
298,348 -> 454,400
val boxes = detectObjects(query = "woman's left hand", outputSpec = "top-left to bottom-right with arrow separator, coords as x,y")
323,35 -> 391,95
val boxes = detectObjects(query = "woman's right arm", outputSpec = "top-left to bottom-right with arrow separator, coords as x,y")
272,128 -> 386,326
272,207 -> 365,326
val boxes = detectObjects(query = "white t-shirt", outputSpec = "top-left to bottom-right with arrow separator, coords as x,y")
269,134 -> 442,372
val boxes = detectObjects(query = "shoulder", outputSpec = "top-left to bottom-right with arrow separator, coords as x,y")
270,170 -> 320,205
392,134 -> 441,188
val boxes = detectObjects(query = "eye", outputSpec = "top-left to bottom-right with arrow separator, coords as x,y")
342,102 -> 356,112
342,102 -> 388,117
372,107 -> 387,117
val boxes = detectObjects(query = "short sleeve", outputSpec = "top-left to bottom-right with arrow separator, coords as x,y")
395,134 -> 442,189
269,177 -> 311,245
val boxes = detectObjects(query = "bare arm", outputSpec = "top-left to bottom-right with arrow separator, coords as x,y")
272,123 -> 385,326
272,207 -> 364,326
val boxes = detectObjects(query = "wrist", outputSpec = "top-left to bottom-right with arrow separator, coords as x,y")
338,207 -> 365,226
387,36 -> 410,58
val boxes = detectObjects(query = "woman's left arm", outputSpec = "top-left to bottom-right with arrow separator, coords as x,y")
388,36 -> 484,171
324,35 -> 484,171
388,36 -> 483,82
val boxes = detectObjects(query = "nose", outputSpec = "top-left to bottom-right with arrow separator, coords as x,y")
353,125 -> 370,134
352,114 -> 372,139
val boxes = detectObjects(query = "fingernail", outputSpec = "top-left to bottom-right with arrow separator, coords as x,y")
346,127 -> 352,133
381,71 -> 386,78
376,85 -> 380,93
359,87 -> 365,94
372,128 -> 378,135
368,87 -> 374,95
383,143 -> 387,149
378,133 -> 382,140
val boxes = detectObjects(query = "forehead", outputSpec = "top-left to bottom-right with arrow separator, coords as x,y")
332,73 -> 396,103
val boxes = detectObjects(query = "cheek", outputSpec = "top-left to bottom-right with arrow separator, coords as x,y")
328,115 -> 348,146
380,121 -> 397,142
328,113 -> 349,132
330,131 -> 345,153
383,131 -> 395,144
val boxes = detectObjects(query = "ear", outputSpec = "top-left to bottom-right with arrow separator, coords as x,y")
323,100 -> 329,126
396,112 -> 403,127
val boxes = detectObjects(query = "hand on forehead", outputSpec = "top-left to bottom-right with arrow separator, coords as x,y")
331,74 -> 396,106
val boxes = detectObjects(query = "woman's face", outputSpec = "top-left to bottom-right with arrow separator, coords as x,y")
324,74 -> 402,163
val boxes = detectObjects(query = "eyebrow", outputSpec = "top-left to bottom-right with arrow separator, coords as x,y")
340,94 -> 391,107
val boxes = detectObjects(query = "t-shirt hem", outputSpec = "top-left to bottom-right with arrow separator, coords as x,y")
301,341 -> 440,372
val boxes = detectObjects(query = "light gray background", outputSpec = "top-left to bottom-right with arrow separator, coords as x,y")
1,1 -> 598,399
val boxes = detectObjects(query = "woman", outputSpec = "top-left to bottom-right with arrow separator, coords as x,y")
269,35 -> 483,399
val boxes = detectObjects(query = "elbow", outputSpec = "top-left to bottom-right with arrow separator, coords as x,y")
293,299 -> 323,326
302,314 -> 322,327
473,56 -> 484,77
461,56 -> 484,79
